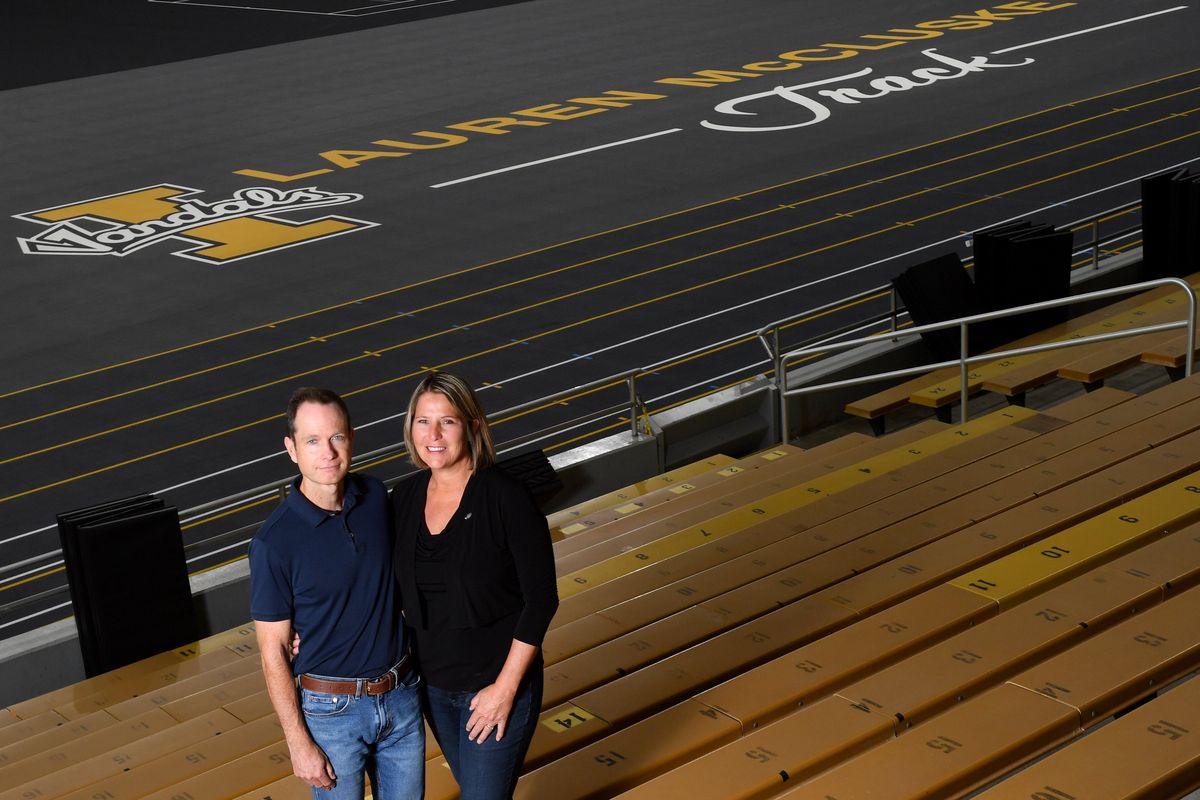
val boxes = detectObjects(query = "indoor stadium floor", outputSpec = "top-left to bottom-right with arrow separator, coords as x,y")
1,0 -> 1198,638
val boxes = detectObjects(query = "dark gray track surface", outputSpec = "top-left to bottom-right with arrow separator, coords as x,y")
1,0 -> 1198,639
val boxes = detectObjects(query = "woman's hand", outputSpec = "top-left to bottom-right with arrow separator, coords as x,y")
466,681 -> 517,743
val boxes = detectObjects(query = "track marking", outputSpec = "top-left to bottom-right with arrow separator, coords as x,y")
430,129 -> 683,188
5,68 -> 1196,403
994,7 -> 1190,54
8,82 -> 1198,435
3,116 -> 1197,501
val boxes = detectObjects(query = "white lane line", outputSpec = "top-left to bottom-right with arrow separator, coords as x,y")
993,6 -> 1189,54
431,129 -> 684,189
147,0 -> 340,15
348,1 -> 456,16
0,601 -> 70,631
186,538 -> 252,565
0,559 -> 65,588
1,524 -> 57,545
156,449 -> 289,495
645,314 -> 910,407
146,0 -> 450,16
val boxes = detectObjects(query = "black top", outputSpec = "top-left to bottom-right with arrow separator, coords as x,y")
412,518 -> 519,689
393,466 -> 559,691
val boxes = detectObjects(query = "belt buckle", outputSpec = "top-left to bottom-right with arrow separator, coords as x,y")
366,671 -> 393,696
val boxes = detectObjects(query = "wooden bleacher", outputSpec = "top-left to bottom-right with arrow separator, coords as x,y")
846,271 -> 1200,432
970,665 -> 1200,799
3,377 -> 1200,800
509,406 -> 1200,798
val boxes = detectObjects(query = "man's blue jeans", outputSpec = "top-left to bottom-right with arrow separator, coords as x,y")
425,670 -> 542,800
300,669 -> 425,800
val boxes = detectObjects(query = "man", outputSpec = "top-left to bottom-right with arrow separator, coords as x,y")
250,387 -> 423,799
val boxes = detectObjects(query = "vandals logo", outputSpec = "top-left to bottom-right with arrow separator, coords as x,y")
15,185 -> 375,264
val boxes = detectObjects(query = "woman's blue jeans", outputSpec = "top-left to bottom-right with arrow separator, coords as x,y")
300,669 -> 425,800
424,670 -> 542,800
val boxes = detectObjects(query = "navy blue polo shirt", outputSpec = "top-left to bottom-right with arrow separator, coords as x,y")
249,473 -> 402,679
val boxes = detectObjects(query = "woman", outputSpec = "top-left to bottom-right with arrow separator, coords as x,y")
392,372 -> 559,800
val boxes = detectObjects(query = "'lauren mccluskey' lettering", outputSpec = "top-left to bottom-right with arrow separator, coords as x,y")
234,2 -> 1075,181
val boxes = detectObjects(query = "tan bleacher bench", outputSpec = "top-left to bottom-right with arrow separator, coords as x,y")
847,273 -> 1200,433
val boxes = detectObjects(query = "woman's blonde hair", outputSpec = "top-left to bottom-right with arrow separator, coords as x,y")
404,372 -> 496,471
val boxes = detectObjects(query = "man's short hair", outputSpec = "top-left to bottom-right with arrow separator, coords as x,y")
285,387 -> 352,438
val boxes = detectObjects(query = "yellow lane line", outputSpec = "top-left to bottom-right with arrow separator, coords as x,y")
1,565 -> 65,592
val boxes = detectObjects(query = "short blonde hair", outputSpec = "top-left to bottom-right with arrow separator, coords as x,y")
404,372 -> 496,471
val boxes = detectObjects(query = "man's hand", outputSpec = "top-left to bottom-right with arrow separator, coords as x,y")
290,736 -> 337,790
256,620 -> 332,789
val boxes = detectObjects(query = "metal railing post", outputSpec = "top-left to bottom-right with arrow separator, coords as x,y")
960,322 -> 970,424
772,326 -> 785,441
627,374 -> 640,437
1185,283 -> 1197,378
779,351 -> 791,445
1091,219 -> 1101,270
890,287 -> 899,339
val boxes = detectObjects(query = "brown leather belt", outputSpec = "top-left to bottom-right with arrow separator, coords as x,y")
298,653 -> 411,696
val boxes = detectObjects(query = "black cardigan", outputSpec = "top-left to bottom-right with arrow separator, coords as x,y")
392,466 -> 559,646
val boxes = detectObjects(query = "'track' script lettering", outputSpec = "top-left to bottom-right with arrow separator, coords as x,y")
700,49 -> 1034,132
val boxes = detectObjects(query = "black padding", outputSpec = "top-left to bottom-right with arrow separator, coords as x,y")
57,497 -> 198,676
973,221 -> 1072,345
1141,168 -> 1197,280
892,252 -> 980,360
496,449 -> 563,510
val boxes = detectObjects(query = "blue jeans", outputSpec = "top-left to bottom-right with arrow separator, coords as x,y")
300,669 -> 425,800
424,671 -> 542,800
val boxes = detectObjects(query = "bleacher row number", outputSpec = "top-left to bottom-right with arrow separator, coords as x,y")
594,750 -> 627,767
1133,631 -> 1168,648
744,746 -> 779,763
1028,788 -> 1078,800
1147,719 -> 1189,741
926,735 -> 963,755
542,707 -> 595,732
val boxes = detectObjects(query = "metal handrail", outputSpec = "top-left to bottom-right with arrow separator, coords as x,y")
776,277 -> 1196,438
755,198 -> 1146,436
